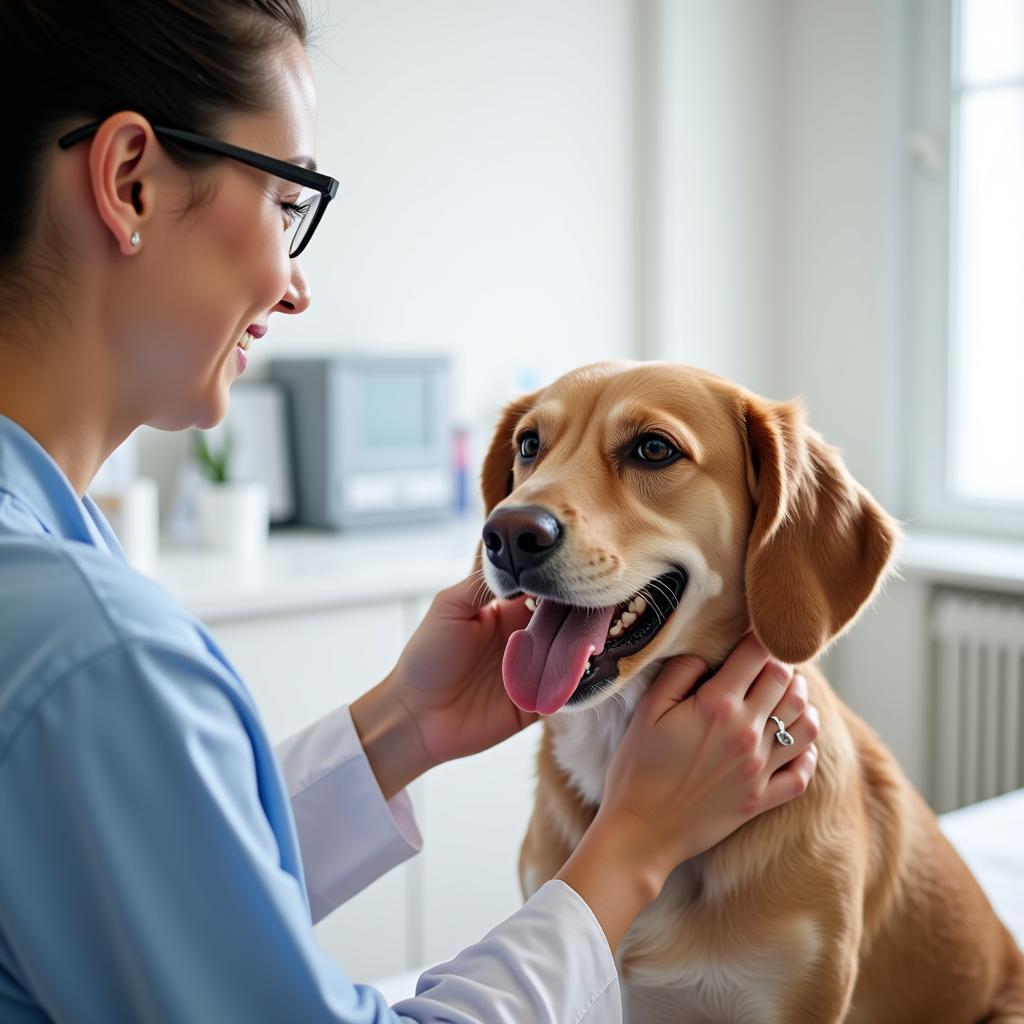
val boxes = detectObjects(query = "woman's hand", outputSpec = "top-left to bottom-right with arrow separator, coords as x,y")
557,633 -> 818,950
600,632 -> 818,891
393,573 -> 539,764
350,572 -> 536,799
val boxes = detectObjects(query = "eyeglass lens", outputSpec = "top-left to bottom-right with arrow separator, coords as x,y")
290,191 -> 322,257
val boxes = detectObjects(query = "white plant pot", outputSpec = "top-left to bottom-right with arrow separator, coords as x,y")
197,479 -> 269,557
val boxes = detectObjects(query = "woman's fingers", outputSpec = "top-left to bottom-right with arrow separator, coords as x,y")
639,655 -> 709,719
757,670 -> 808,737
744,656 -> 796,721
433,573 -> 489,617
436,573 -> 532,634
697,632 -> 771,706
760,745 -> 819,811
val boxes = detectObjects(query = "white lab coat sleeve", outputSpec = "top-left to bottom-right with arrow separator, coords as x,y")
276,704 -> 423,923
394,879 -> 622,1023
277,708 -> 623,1022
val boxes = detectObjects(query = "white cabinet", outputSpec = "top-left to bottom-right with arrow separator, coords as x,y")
157,527 -> 539,985
210,601 -> 407,745
418,729 -> 540,966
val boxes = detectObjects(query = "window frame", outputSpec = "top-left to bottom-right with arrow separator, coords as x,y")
904,0 -> 1024,538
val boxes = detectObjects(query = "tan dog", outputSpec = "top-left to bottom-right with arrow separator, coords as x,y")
478,361 -> 1024,1023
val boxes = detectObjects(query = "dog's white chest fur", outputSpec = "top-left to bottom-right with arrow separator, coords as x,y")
550,669 -> 652,806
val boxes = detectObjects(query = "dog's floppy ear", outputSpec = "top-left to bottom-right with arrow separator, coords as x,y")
742,394 -> 900,664
480,390 -> 541,514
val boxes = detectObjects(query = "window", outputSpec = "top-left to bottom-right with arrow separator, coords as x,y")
906,0 -> 1024,536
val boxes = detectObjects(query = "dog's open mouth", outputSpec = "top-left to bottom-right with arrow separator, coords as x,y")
502,568 -> 687,714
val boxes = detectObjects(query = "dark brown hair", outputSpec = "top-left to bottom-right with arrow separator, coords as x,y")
0,0 -> 311,299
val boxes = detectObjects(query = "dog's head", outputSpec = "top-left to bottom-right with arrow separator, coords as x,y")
480,361 -> 899,715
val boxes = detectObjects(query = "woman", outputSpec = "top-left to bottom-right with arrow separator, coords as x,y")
0,2 -> 818,1021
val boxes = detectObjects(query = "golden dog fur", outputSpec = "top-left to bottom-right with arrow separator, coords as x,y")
479,361 -> 1024,1023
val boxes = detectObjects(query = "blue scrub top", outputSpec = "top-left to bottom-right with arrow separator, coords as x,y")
0,414 -> 396,1022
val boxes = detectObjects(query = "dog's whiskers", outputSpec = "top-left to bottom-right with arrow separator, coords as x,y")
616,573 -> 671,624
614,568 -> 680,626
470,576 -> 493,608
642,575 -> 680,611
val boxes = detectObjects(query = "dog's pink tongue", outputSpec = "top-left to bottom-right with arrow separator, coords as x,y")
503,600 -> 616,715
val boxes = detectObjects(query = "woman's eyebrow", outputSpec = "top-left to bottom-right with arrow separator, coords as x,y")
290,154 -> 318,171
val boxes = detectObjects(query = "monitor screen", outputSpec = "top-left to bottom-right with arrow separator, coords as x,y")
360,370 -> 434,450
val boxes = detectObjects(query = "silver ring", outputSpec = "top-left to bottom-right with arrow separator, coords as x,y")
769,714 -> 795,747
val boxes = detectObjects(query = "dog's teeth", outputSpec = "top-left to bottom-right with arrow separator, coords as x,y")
621,611 -> 637,628
608,621 -> 623,638
585,658 -> 593,674
525,597 -> 537,611
627,599 -> 637,614
634,596 -> 647,615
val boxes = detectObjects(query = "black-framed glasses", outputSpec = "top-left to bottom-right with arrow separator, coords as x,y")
58,120 -> 339,258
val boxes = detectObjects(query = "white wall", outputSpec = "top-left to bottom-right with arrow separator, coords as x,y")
268,0 -> 636,437
776,0 -> 903,509
638,0 -> 901,502
646,0 -> 782,399
772,1 -> 908,702
639,0 -> 903,506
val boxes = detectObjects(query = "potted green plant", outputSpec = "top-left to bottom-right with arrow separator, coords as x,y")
193,428 -> 234,485
193,427 -> 269,556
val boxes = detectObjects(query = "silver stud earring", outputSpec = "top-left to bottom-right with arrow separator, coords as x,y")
129,231 -> 141,247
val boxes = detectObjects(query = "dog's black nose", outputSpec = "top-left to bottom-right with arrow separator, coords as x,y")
483,506 -> 562,580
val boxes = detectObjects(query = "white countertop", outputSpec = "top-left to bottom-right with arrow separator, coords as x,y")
154,518 -> 484,621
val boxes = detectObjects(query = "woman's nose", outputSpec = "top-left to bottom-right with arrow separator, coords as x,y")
274,259 -> 312,315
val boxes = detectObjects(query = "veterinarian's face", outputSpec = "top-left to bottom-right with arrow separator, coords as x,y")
482,362 -> 755,715
124,39 -> 315,432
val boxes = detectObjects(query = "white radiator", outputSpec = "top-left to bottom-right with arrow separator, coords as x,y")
930,589 -> 1024,813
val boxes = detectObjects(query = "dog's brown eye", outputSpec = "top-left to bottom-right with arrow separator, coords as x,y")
519,432 -> 540,460
634,435 -> 677,463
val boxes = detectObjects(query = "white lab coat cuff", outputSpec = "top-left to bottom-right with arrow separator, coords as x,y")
395,879 -> 621,1022
276,704 -> 423,924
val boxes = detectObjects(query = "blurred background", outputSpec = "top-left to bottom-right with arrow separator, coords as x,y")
89,0 -> 1023,987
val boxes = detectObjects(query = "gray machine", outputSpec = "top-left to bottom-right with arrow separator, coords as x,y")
269,355 -> 454,530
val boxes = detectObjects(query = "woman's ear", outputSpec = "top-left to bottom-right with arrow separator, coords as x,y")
480,390 -> 541,514
87,112 -> 158,255
742,394 -> 901,664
